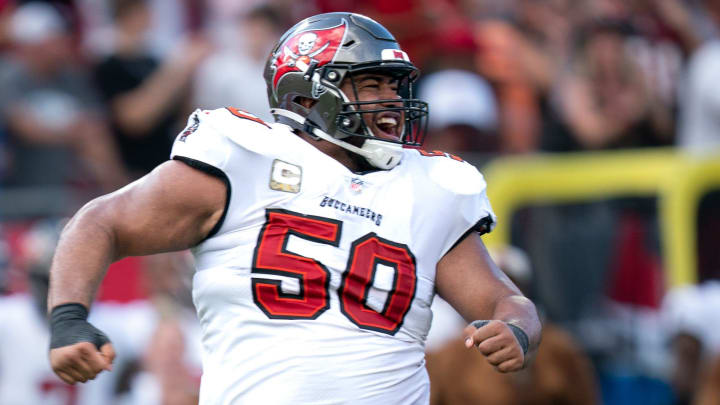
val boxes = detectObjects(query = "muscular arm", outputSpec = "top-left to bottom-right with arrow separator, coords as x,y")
47,160 -> 225,384
436,233 -> 541,371
49,159 -> 226,309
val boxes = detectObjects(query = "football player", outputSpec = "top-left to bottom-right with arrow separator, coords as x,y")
47,12 -> 541,404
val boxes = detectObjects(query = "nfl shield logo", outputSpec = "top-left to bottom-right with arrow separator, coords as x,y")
349,178 -> 364,193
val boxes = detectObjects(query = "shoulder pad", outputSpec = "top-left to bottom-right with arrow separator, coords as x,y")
172,109 -> 229,166
406,149 -> 496,252
182,107 -> 280,155
224,107 -> 272,129
409,149 -> 487,196
192,107 -> 272,133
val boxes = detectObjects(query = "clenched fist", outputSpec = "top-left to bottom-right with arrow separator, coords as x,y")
464,320 -> 528,373
50,341 -> 115,384
48,303 -> 116,384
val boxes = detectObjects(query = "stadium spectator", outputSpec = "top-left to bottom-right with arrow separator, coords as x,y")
423,12 -> 479,74
0,121 -> 7,185
670,332 -> 703,405
694,352 -> 720,405
193,5 -> 285,122
93,0 -> 212,178
550,19 -> 674,151
0,225 -> 8,295
473,19 -> 542,154
661,281 -> 720,403
526,21 -> 676,394
472,2 -> 580,156
675,0 -> 720,282
0,219 -> 155,405
0,217 -> 203,405
0,0 -> 15,50
0,2 -> 127,192
116,252 -> 202,405
624,0 -> 696,114
418,69 -> 499,155
677,0 -> 720,152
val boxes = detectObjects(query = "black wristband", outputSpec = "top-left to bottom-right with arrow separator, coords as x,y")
507,324 -> 529,355
49,303 -> 110,350
470,320 -> 529,355
471,320 -> 490,329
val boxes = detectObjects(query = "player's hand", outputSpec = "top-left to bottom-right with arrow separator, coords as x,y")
464,320 -> 526,373
170,35 -> 214,72
48,303 -> 116,384
49,341 -> 115,384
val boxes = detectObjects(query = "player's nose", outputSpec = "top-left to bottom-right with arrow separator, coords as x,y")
380,88 -> 402,106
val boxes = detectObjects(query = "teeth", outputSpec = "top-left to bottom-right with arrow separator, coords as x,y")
377,116 -> 397,126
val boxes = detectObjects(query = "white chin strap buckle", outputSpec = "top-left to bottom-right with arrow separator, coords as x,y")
360,139 -> 403,170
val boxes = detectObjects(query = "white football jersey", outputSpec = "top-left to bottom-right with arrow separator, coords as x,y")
171,108 -> 496,405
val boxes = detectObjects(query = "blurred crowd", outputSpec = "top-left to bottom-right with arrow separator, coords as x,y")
0,0 -> 719,404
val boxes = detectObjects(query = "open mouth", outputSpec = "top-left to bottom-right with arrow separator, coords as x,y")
373,113 -> 402,140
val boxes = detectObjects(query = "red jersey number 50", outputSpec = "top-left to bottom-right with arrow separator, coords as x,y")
252,209 -> 417,335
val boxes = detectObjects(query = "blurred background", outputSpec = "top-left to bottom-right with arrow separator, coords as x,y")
0,0 -> 719,404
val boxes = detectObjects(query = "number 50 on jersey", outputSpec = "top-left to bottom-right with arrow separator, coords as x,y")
251,209 -> 417,335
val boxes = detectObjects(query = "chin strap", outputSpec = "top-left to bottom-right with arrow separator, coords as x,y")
270,108 -> 403,170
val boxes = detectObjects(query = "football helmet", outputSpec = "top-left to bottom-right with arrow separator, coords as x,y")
264,12 -> 428,169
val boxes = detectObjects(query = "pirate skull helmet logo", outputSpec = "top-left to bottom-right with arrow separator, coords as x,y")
298,33 -> 318,55
269,20 -> 347,89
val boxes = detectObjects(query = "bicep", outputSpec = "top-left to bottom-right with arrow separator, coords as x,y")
435,232 -> 521,322
101,160 -> 227,257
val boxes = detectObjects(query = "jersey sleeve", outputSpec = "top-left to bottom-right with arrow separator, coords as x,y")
170,109 -> 234,171
169,107 -> 277,243
171,107 -> 276,169
417,153 -> 496,257
448,165 -> 496,255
